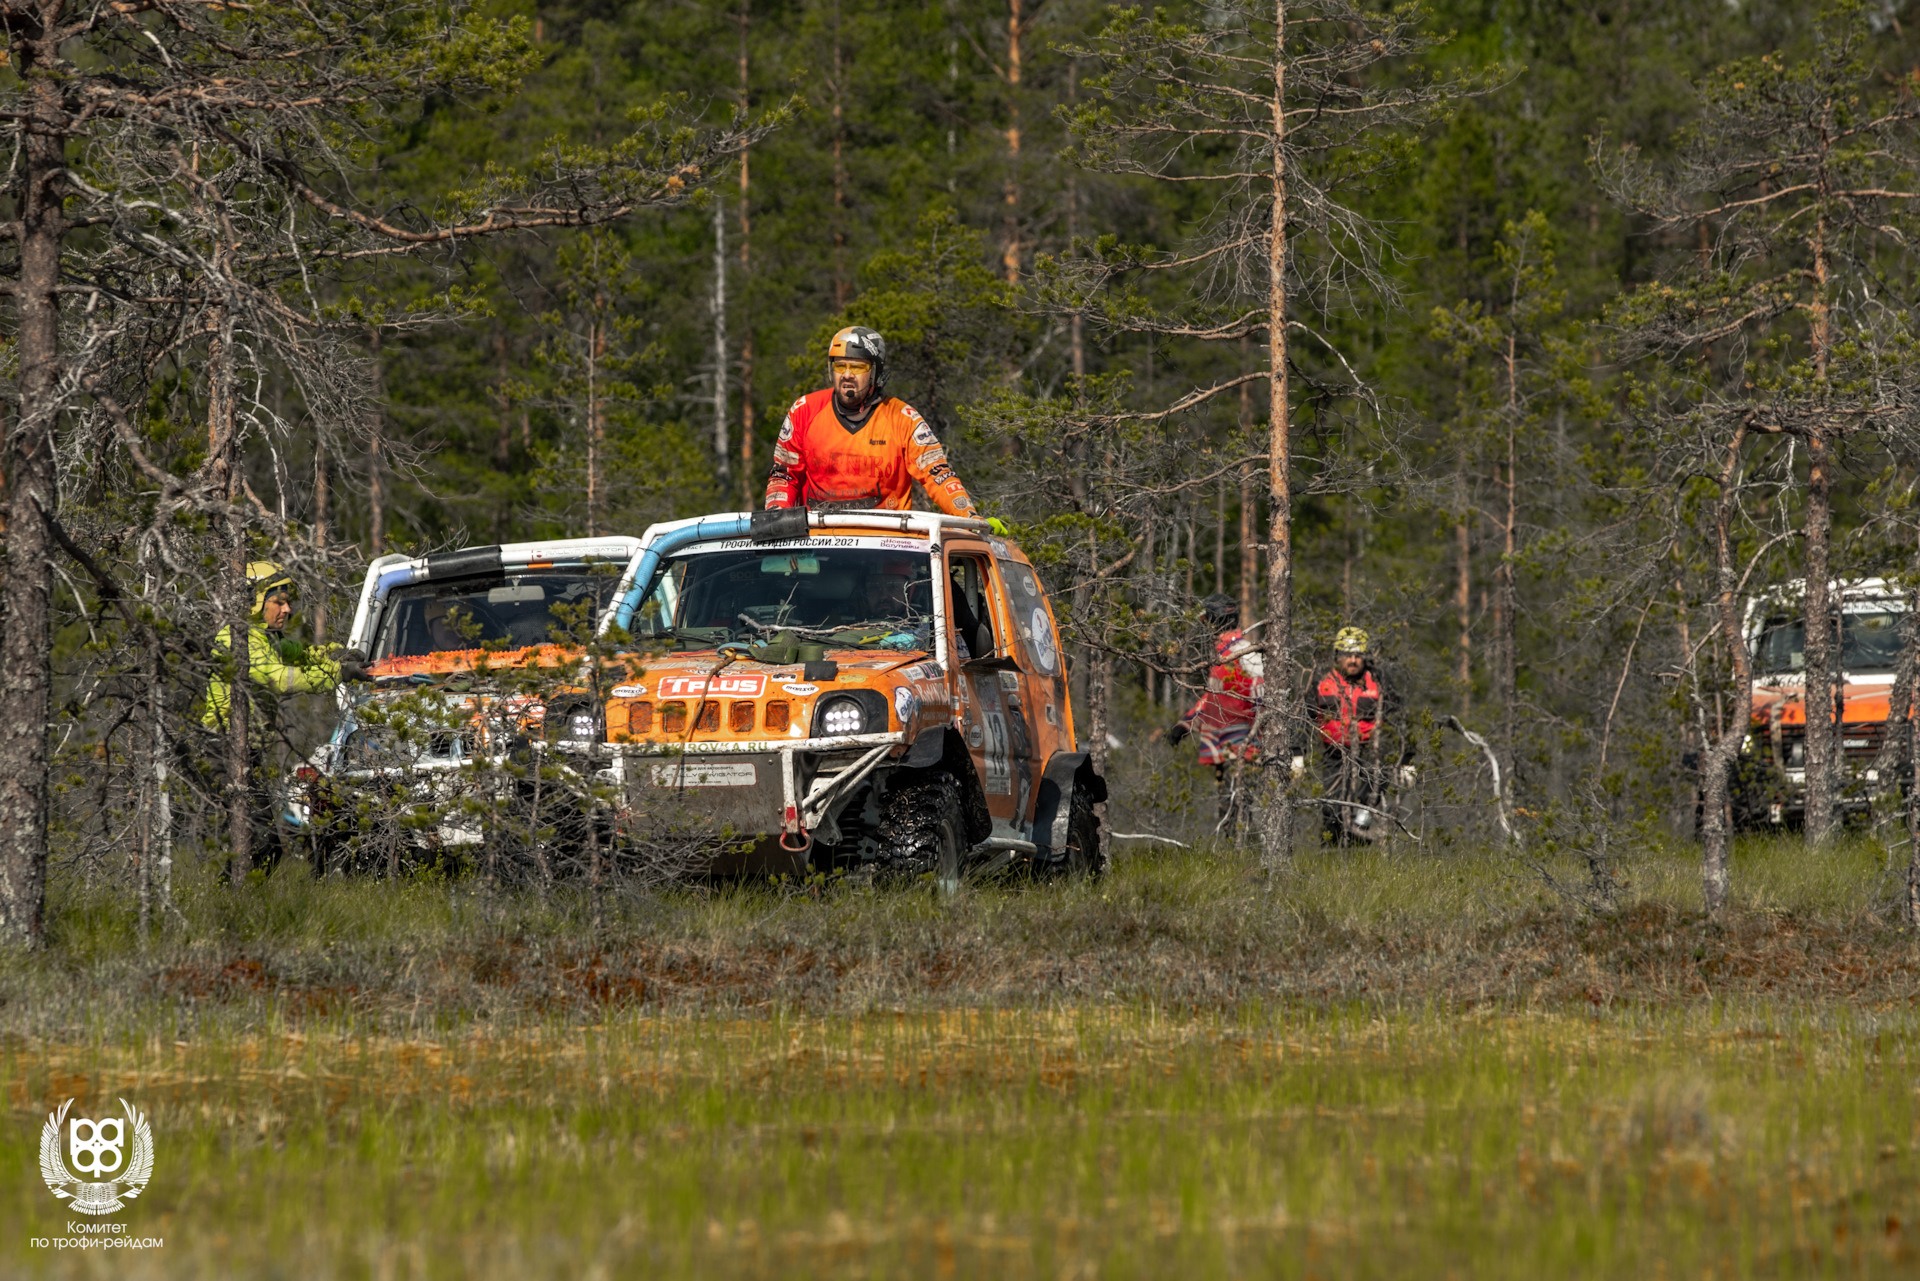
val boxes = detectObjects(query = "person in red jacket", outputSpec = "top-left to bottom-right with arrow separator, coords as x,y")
1170,595 -> 1264,826
1308,627 -> 1403,842
764,327 -> 985,519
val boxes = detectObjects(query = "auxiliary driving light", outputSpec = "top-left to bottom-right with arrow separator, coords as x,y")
821,697 -> 865,735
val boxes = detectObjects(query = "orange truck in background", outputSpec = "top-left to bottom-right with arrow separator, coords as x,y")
1739,578 -> 1909,828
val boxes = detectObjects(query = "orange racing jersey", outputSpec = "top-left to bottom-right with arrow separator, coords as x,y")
763,389 -> 977,517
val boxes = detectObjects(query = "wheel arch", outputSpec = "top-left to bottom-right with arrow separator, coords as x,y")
1030,751 -> 1108,853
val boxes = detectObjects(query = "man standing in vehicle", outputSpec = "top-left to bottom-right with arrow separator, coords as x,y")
203,562 -> 368,870
1170,595 -> 1264,828
1308,627 -> 1403,841
764,327 -> 993,522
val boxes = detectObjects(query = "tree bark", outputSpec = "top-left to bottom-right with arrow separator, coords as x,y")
1802,443 -> 1837,845
1238,332 -> 1258,625
1496,337 -> 1517,799
1256,0 -> 1294,873
1702,426 -> 1754,918
312,438 -> 330,641
1002,0 -> 1023,281
1455,462 -> 1471,714
830,0 -> 848,308
369,326 -> 387,555
738,2 -> 756,509
712,196 -> 731,489
0,31 -> 67,944
1803,191 -> 1839,846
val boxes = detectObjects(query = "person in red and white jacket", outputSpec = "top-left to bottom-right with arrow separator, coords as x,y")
1170,596 -> 1264,820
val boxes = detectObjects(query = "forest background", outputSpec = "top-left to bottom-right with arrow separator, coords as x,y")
16,0 -> 1920,938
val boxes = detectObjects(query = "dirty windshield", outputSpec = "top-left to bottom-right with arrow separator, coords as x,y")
1754,609 -> 1905,674
632,546 -> 935,650
375,572 -> 620,659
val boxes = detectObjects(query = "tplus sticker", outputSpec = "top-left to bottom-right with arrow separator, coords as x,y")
654,672 -> 768,699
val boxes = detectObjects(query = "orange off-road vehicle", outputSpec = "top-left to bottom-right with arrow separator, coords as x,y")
597,507 -> 1107,881
1737,578 -> 1909,828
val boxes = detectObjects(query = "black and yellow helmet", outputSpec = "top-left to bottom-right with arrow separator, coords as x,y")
247,561 -> 295,619
827,326 -> 888,401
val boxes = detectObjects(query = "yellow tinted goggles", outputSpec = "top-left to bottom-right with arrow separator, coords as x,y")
830,359 -> 873,375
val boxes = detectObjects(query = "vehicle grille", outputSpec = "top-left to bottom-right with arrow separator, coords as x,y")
1773,723 -> 1888,766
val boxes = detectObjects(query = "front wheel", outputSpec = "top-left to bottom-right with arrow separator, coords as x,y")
875,771 -> 966,886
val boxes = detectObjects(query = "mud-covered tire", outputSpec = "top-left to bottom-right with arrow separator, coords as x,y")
875,771 -> 966,881
1034,788 -> 1105,879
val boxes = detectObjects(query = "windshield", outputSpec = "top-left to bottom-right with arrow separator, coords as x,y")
1754,609 -> 1905,675
374,571 -> 620,660
631,547 -> 936,650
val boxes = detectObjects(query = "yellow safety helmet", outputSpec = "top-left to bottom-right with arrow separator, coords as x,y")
827,326 -> 888,401
1333,626 -> 1369,655
247,561 -> 295,619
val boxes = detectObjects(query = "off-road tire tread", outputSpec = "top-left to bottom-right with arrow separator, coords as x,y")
875,771 -> 965,879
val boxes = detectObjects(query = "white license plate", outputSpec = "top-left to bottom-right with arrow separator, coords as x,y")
1844,739 -> 1870,749
650,761 -> 758,788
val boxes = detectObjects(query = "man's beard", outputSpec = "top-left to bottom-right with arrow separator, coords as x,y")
834,385 -> 874,416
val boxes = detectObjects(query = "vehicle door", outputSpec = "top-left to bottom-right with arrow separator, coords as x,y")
993,551 -> 1073,783
944,544 -> 1022,829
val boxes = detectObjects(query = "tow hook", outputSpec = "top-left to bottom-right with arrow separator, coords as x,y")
779,749 -> 809,850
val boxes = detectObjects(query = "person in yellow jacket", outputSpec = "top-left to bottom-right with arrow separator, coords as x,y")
203,562 -> 367,870
202,562 -> 365,728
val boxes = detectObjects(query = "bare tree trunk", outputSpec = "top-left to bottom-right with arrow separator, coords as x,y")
1238,334 -> 1258,624
369,326 -> 387,555
1804,203 -> 1838,846
1087,525 -> 1112,867
494,328 -> 513,541
211,312 -> 254,885
223,516 -> 253,886
1702,426 -> 1755,918
1455,462 -> 1471,714
151,639 -> 172,906
312,439 -> 329,642
712,196 -> 731,489
137,672 -> 152,945
1214,477 -> 1226,591
738,3 -> 756,509
1803,430 -> 1837,845
1002,0 -> 1023,281
0,42 -> 68,945
1256,0 -> 1295,873
1497,341 -> 1517,798
587,319 -> 605,537
831,0 -> 848,309
1874,587 -> 1919,850
1909,719 -> 1920,927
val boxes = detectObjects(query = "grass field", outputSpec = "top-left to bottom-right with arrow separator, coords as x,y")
6,834 -> 1920,1277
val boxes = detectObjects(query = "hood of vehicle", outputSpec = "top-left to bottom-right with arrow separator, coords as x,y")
1750,678 -> 1901,727
367,643 -> 582,681
624,648 -> 928,685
